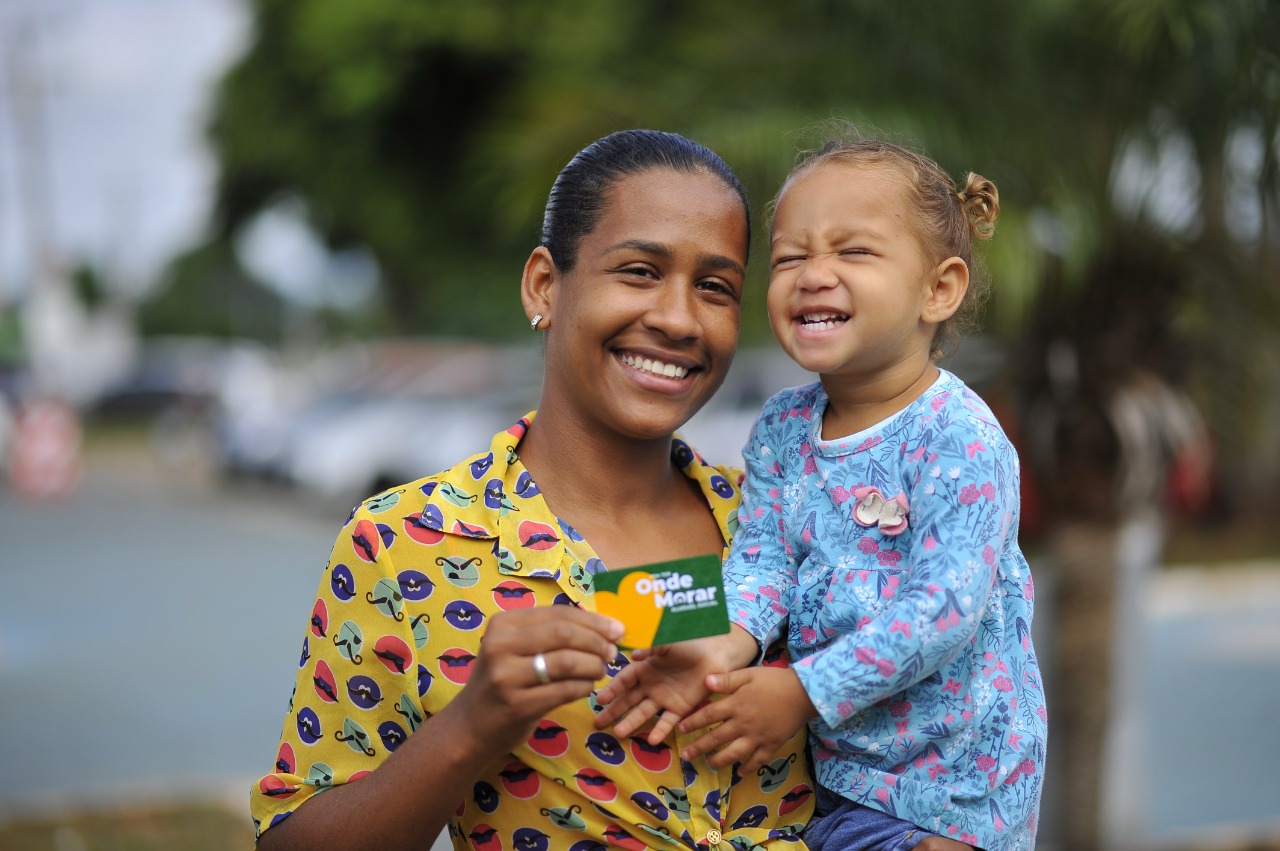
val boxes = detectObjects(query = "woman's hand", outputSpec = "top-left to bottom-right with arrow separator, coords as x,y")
594,627 -> 758,744
677,666 -> 816,776
447,606 -> 625,758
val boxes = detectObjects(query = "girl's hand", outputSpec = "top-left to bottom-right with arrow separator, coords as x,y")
594,628 -> 758,744
677,666 -> 816,776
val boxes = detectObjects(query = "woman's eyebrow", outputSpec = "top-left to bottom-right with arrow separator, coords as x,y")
607,239 -> 744,277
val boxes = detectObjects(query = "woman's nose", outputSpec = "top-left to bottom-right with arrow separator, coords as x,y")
644,281 -> 701,339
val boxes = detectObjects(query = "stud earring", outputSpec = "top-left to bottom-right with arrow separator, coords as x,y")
530,314 -> 544,331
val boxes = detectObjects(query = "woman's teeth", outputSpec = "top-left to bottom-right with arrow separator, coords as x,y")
621,353 -> 689,379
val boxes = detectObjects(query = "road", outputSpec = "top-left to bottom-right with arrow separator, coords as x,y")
1,442 -> 1278,849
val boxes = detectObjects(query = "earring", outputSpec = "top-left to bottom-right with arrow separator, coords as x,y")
530,314 -> 544,331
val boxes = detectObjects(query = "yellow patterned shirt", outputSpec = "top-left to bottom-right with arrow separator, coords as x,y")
251,413 -> 814,850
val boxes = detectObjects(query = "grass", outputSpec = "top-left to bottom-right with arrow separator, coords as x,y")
0,804 -> 255,851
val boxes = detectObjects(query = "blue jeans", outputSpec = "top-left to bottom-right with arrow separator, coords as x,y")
805,785 -> 937,851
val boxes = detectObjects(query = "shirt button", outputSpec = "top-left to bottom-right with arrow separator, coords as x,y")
705,828 -> 723,846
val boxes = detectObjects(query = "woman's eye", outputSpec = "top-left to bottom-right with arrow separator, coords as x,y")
697,279 -> 739,299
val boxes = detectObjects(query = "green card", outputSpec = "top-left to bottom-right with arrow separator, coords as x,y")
591,553 -> 729,649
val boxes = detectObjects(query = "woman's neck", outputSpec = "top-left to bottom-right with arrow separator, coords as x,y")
516,404 -> 684,524
819,360 -> 940,441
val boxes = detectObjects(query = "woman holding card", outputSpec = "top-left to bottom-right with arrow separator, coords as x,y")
251,129 -> 814,851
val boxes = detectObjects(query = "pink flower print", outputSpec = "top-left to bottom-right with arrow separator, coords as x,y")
883,774 -> 898,787
962,834 -> 979,845
771,602 -> 788,616
855,435 -> 883,453
908,445 -> 927,463
888,699 -> 912,718
855,646 -> 877,666
1019,758 -> 1037,777
1037,705 -> 1048,721
928,764 -> 950,781
935,609 -> 961,632
976,755 -> 996,771
994,816 -> 1006,832
981,481 -> 996,500
983,544 -> 996,566
876,658 -> 897,677
875,787 -> 891,804
830,485 -> 851,504
1008,733 -> 1023,749
896,719 -> 911,733
924,535 -> 937,551
931,393 -> 948,412
858,538 -> 879,555
877,550 -> 902,568
942,677 -> 961,695
800,626 -> 818,643
890,620 -> 913,639
857,615 -> 872,629
851,487 -> 910,535
966,439 -> 986,458
837,700 -> 855,717
993,676 -> 1014,692
760,586 -> 781,602
960,484 -> 981,505
962,710 -> 973,721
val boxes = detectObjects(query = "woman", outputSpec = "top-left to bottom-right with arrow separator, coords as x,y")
251,129 -> 815,850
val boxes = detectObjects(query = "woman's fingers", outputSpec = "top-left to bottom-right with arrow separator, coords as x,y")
484,606 -> 623,661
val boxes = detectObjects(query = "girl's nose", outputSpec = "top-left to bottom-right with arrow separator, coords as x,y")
794,255 -> 839,292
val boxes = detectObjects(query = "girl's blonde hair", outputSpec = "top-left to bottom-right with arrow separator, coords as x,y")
777,132 -> 999,359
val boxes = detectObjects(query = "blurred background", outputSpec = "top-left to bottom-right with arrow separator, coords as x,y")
1,0 -> 1278,849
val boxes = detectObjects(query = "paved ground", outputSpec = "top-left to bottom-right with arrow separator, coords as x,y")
1,439 -> 1278,850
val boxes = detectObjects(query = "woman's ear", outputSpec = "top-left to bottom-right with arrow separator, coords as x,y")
521,246 -> 557,329
921,256 -> 969,323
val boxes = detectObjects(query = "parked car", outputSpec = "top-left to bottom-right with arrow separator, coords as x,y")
223,339 -> 543,508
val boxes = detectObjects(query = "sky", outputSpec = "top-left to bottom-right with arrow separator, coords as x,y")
0,0 -> 249,303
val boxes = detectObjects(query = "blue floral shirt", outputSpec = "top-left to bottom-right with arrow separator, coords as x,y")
724,371 -> 1046,851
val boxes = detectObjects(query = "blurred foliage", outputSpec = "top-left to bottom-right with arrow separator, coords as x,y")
194,0 -> 1280,500
139,240 -> 286,341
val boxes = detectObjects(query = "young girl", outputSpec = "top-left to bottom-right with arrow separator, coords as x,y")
597,137 -> 1047,850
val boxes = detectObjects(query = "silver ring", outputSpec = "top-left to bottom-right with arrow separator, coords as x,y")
532,652 -> 551,685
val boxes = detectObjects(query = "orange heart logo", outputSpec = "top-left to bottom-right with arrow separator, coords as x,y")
593,571 -> 664,649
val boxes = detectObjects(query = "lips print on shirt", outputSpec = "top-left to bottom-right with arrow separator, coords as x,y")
517,520 -> 560,551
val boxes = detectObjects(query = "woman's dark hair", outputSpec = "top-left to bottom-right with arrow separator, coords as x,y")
541,129 -> 751,271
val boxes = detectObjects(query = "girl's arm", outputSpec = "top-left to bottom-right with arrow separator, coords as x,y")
718,400 -> 800,649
